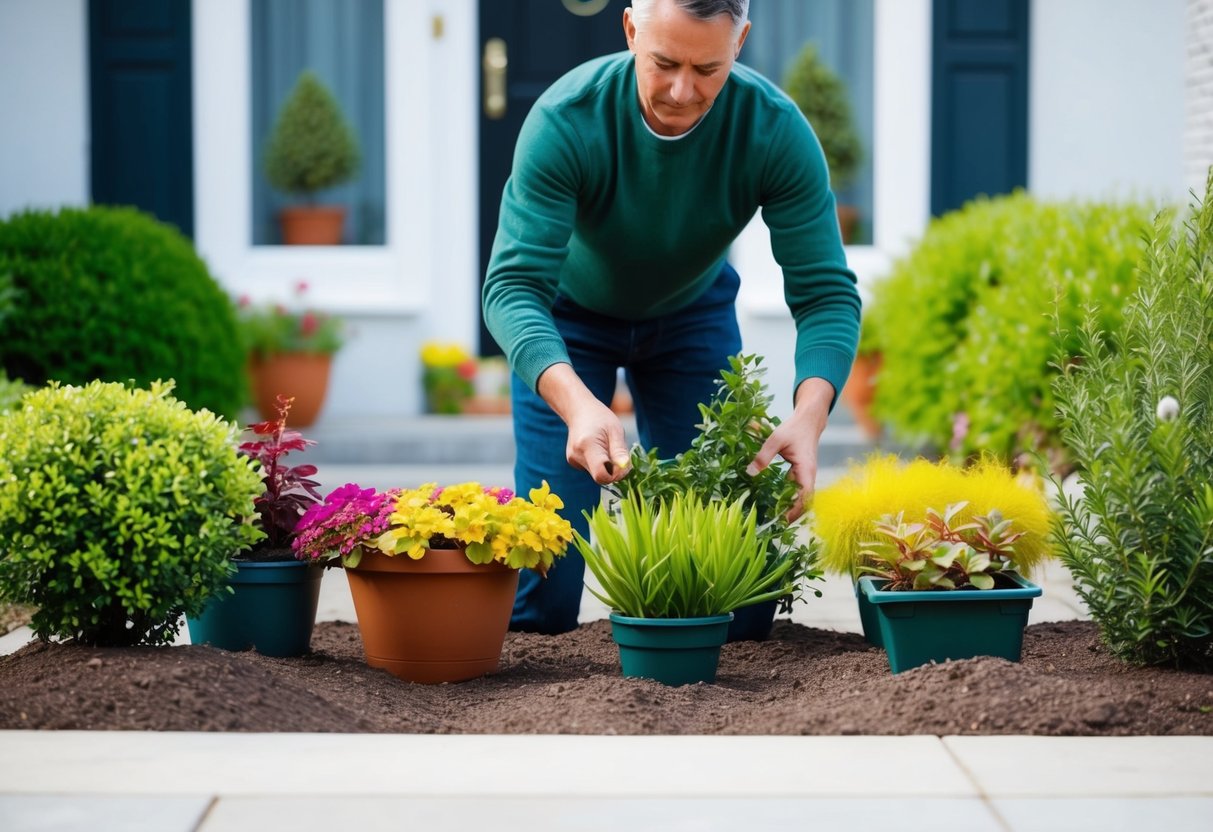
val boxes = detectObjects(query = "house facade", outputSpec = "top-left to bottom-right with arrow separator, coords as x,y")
0,0 -> 1188,420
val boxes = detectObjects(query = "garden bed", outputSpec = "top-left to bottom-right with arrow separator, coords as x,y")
1,619 -> 1210,735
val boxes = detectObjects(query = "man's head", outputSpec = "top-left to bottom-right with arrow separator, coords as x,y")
624,0 -> 751,137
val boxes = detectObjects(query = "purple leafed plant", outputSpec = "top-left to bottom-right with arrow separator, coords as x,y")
293,483 -> 401,562
239,394 -> 322,552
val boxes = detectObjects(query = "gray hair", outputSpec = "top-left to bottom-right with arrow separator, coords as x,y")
630,0 -> 750,37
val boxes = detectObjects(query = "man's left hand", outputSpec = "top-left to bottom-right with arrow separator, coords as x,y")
745,377 -> 835,521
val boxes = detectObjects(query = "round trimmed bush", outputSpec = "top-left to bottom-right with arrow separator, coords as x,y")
867,192 -> 1156,470
0,380 -> 264,646
0,206 -> 246,418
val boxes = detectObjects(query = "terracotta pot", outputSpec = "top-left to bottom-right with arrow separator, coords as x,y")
249,352 -> 332,427
836,203 -> 860,245
841,352 -> 883,440
278,206 -> 346,245
344,547 -> 520,684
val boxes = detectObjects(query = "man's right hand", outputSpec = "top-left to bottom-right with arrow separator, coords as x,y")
537,362 -> 631,485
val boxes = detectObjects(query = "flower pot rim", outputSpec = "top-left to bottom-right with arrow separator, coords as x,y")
608,612 -> 735,627
346,546 -> 516,576
858,572 -> 1041,604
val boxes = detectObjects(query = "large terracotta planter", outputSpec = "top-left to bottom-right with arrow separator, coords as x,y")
249,352 -> 332,427
344,547 -> 520,684
278,206 -> 345,245
841,352 -> 882,440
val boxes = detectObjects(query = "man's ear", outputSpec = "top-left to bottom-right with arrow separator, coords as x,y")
734,20 -> 752,58
623,7 -> 638,53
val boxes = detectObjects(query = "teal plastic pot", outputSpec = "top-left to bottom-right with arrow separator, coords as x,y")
855,581 -> 883,647
726,599 -> 776,642
859,573 -> 1041,674
187,560 -> 323,657
609,612 -> 733,686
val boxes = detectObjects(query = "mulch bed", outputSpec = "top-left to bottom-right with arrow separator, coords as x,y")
1,619 -> 1209,735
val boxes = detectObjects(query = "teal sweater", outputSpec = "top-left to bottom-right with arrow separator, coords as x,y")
483,52 -> 861,400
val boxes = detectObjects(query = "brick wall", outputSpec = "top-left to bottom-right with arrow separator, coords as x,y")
1188,0 -> 1213,192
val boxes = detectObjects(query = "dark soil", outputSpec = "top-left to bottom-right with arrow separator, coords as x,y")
1,619 -> 1210,735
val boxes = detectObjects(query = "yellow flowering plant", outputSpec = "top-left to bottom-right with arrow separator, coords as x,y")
361,480 -> 572,573
420,341 -> 478,414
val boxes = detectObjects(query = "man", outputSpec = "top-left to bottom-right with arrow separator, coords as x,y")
483,0 -> 861,634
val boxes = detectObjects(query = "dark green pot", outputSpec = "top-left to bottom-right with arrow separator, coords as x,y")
859,573 -> 1041,674
609,612 -> 733,686
187,560 -> 323,657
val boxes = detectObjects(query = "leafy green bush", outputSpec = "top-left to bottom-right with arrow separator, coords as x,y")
782,44 -> 863,190
0,380 -> 264,646
0,372 -> 30,413
265,70 -> 361,197
868,193 -> 1156,469
0,206 -> 246,417
1049,179 -> 1213,669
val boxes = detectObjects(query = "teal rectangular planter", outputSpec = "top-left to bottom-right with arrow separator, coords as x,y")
859,573 -> 1041,674
855,581 -> 883,647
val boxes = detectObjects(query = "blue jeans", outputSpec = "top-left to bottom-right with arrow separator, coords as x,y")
510,263 -> 743,633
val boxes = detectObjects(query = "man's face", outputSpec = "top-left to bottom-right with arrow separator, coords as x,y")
624,1 -> 750,137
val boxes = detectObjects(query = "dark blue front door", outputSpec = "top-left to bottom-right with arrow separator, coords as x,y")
89,0 -> 194,237
930,0 -> 1029,217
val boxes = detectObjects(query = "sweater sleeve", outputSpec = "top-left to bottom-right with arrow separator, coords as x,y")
759,108 -> 862,407
482,104 -> 585,391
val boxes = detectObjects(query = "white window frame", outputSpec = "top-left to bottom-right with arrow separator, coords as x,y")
192,0 -> 433,315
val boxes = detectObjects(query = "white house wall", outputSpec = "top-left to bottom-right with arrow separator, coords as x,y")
0,0 -> 88,219
1030,0 -> 1186,203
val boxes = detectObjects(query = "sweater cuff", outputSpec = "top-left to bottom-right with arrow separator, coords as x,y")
794,347 -> 856,412
512,337 -> 571,392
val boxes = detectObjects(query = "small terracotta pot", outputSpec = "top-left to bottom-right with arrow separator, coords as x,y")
248,352 -> 332,427
841,352 -> 883,440
344,547 -> 520,684
279,206 -> 345,245
836,203 -> 860,245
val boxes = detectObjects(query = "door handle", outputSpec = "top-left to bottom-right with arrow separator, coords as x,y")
483,37 -> 507,120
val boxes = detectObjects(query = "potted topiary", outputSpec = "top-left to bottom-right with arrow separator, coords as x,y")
622,353 -> 820,641
186,395 -> 325,657
293,479 -> 572,683
811,454 -> 1055,669
237,280 -> 344,427
574,490 -> 799,686
0,380 -> 263,647
264,69 -> 361,245
782,44 -> 863,242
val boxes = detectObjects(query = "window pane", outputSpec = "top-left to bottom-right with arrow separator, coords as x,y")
745,0 -> 875,245
250,0 -> 386,245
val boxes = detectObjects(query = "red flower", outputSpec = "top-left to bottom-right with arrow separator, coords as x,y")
457,359 -> 478,381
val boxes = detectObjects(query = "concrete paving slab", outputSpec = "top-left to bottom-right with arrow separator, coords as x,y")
0,795 -> 211,832
200,796 -> 1003,832
992,797 -> 1213,832
0,733 -> 974,799
943,736 -> 1213,797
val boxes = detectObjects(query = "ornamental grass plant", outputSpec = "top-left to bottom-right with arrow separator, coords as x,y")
575,490 -> 798,619
1049,173 -> 1213,669
812,455 -> 1054,581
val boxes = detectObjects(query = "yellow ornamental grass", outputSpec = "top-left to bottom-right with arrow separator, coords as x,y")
811,455 -> 1054,578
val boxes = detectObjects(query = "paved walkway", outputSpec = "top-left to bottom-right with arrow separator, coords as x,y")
1,416 -> 1210,831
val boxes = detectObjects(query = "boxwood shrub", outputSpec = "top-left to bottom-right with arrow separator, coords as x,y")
867,193 -> 1157,469
0,206 -> 246,418
0,380 -> 264,646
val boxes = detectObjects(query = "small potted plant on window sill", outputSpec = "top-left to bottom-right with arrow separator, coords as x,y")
293,480 -> 572,683
264,69 -> 361,245
186,395 -> 325,657
812,454 -> 1055,668
576,489 -> 800,686
621,353 -> 820,642
238,281 -> 344,427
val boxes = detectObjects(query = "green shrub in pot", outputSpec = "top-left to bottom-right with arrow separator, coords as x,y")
0,380 -> 264,646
